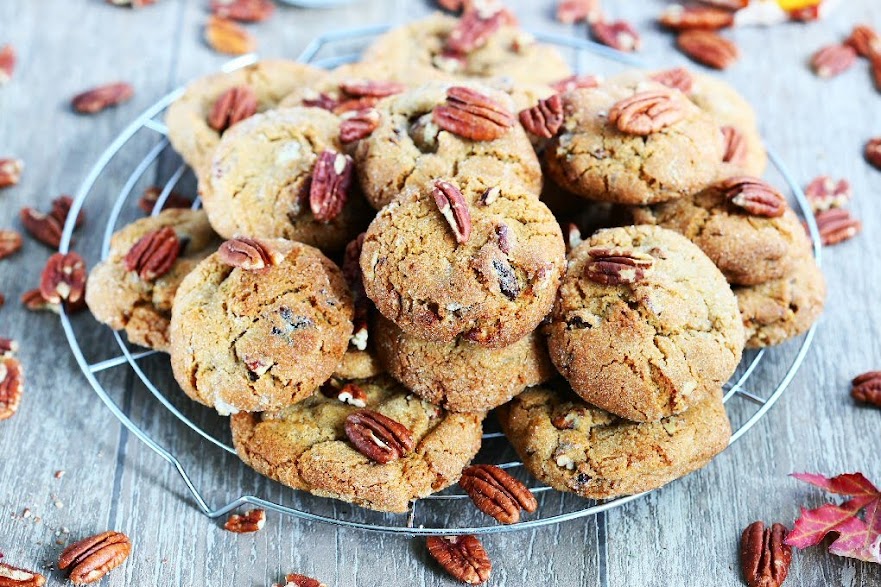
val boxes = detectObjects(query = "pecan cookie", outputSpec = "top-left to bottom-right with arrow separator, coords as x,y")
374,315 -> 554,412
200,107 -> 370,252
165,60 -> 327,176
360,179 -> 566,347
231,375 -> 484,513
169,239 -> 353,414
278,61 -> 405,110
85,209 -> 218,352
544,81 -> 724,205
547,225 -> 744,422
352,81 -> 542,209
497,384 -> 731,500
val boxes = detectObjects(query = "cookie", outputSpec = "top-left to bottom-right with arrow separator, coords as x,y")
374,315 -> 554,412
630,178 -> 808,286
200,107 -> 369,252
360,179 -> 566,347
169,239 -> 353,414
279,61 -> 405,111
361,12 -> 571,87
333,348 -> 383,380
496,384 -> 731,500
735,246 -> 825,348
166,60 -> 328,176
544,81 -> 724,205
85,209 -> 218,352
230,375 -> 484,513
547,225 -> 744,422
353,81 -> 542,209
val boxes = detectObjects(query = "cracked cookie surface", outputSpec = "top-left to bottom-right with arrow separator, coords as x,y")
547,225 -> 744,422
496,383 -> 731,500
230,375 -> 484,513
169,239 -> 353,414
85,209 -> 218,352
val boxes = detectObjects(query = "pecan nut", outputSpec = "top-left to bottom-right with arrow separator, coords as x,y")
608,90 -> 685,136
585,247 -> 655,286
124,226 -> 180,280
343,233 -> 369,350
0,158 -> 23,189
339,108 -> 381,144
804,176 -> 851,212
426,535 -> 492,585
0,357 -> 24,421
852,371 -> 881,408
219,237 -> 285,270
107,0 -> 156,7
210,0 -> 274,22
459,464 -> 537,524
432,180 -> 472,244
445,3 -> 513,54
677,30 -> 739,69
204,16 -> 256,55
518,94 -> 564,139
811,44 -> 857,78
0,561 -> 46,586
59,531 -> 132,585
549,74 -> 600,93
20,208 -> 62,248
721,125 -> 747,167
433,86 -> 514,141
281,573 -> 326,587
138,186 -> 193,214
659,5 -> 735,31
338,79 -> 406,98
650,67 -> 694,93
0,337 -> 17,358
719,176 -> 786,217
322,382 -> 368,408
846,24 -> 881,58
864,137 -> 881,169
208,85 -> 258,133
740,522 -> 792,587
21,288 -> 61,314
0,44 -> 15,86
591,20 -> 641,52
71,82 -> 134,114
812,208 -> 862,246
51,195 -> 85,229
556,0 -> 602,25
224,509 -> 266,533
40,252 -> 87,306
309,150 -> 353,222
344,409 -> 414,464
0,229 -> 23,260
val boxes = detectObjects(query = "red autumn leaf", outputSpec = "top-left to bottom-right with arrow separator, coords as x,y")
791,472 -> 880,497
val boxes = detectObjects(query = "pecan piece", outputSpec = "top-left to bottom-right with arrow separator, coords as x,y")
282,573 -> 326,587
518,94 -> 563,139
124,226 -> 180,280
0,561 -> 45,586
219,237 -> 285,270
719,176 -> 786,217
556,0 -> 602,25
309,150 -> 353,222
339,108 -> 380,144
344,409 -> 414,464
740,522 -> 792,587
210,0 -> 274,22
208,85 -> 258,133
864,137 -> 881,169
721,125 -> 747,167
71,82 -> 134,114
138,186 -> 193,214
0,44 -> 15,86
459,464 -> 537,524
804,176 -> 851,212
301,92 -> 339,112
871,55 -> 881,92
50,195 -> 85,229
205,16 -> 256,55
565,223 -> 583,253
585,247 -> 654,286
608,90 -> 685,136
20,208 -> 62,248
445,3 -> 514,54
40,252 -> 86,306
812,208 -> 862,246
659,5 -> 734,31
591,20 -> 641,52
0,357 -> 24,421
224,509 -> 266,533
677,30 -> 739,69
0,158 -> 23,189
550,74 -> 600,93
0,229 -> 23,260
21,288 -> 60,313
426,535 -> 492,585
322,382 -> 368,408
343,233 -> 369,349
433,86 -> 514,141
338,79 -> 406,98
650,67 -> 694,93
698,0 -> 747,7
811,44 -> 857,78
106,0 -> 156,7
0,337 -> 17,357
432,180 -> 472,244
59,531 -> 132,585
852,371 -> 881,408
846,24 -> 881,58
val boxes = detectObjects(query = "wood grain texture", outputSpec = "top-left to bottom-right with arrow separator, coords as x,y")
1,0 -> 880,585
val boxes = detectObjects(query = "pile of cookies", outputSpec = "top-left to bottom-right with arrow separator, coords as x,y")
84,3 -> 825,517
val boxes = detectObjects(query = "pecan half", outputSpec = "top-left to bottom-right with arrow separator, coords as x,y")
433,86 -> 514,141
71,82 -> 134,114
224,509 -> 266,533
0,562 -> 45,586
0,158 -> 23,189
846,24 -> 881,58
865,137 -> 881,169
21,288 -> 60,313
20,208 -> 62,248
338,79 -> 406,98
432,180 -> 472,244
344,409 -> 414,464
322,382 -> 368,408
40,252 -> 86,306
608,90 -> 685,136
210,0 -> 274,22
445,3 -> 513,54
124,226 -> 180,280
677,30 -> 739,69
301,92 -> 339,112
0,229 -> 22,260
0,357 -> 24,421
591,20 -> 641,52
871,55 -> 881,92
138,186 -> 193,214
51,195 -> 85,229
852,371 -> 881,408
332,96 -> 381,115
282,573 -> 326,587
426,535 -> 492,585
0,44 -> 15,85
208,85 -> 258,133
740,522 -> 792,587
550,74 -> 600,93
309,150 -> 353,222
811,44 -> 857,78
650,67 -> 694,93
343,233 -> 369,349
721,125 -> 747,167
812,208 -> 862,246
659,5 -> 734,31
459,464 -> 537,524
0,337 -> 17,357
205,16 -> 256,55
719,176 -> 786,217
556,0 -> 602,25
106,0 -> 156,7
339,108 -> 380,144
585,247 -> 654,286
59,531 -> 132,585
219,237 -> 285,270
805,176 -> 851,212
518,94 -> 563,139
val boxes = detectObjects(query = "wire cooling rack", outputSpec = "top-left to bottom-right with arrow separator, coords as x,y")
57,26 -> 822,536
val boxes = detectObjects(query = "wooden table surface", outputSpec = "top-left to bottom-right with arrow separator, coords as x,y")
2,1 -> 880,585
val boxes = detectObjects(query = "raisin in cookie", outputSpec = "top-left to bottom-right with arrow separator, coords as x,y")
496,384 -> 731,500
231,375 -> 484,513
169,239 -> 352,414
547,225 -> 744,422
85,209 -> 218,352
